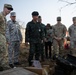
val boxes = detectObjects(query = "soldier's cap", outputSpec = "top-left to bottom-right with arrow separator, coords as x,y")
73,17 -> 76,21
4,4 -> 13,11
57,17 -> 61,21
32,11 -> 39,16
38,16 -> 41,18
10,12 -> 16,16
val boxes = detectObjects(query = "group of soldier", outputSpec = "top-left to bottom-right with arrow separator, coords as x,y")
25,12 -> 67,66
0,3 -> 76,71
25,11 -> 76,66
0,4 -> 22,70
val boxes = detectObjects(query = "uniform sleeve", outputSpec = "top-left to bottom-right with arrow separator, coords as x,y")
52,26 -> 55,39
62,25 -> 67,38
68,27 -> 71,36
0,14 -> 3,23
41,24 -> 45,40
18,29 -> 23,42
5,22 -> 11,43
25,23 -> 30,42
17,22 -> 23,42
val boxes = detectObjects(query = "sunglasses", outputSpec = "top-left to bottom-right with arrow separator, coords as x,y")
7,8 -> 13,11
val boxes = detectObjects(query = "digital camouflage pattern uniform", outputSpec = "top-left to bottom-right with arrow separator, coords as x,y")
68,24 -> 76,56
0,12 -> 8,69
53,23 -> 67,56
25,20 -> 44,66
6,20 -> 22,64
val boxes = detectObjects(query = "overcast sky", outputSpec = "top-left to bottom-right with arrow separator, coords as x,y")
0,0 -> 76,29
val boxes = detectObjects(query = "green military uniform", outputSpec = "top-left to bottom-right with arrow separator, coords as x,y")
39,23 -> 45,61
0,12 -> 8,70
53,23 -> 67,56
25,20 -> 44,66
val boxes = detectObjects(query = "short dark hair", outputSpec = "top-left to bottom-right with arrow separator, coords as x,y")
73,17 -> 76,21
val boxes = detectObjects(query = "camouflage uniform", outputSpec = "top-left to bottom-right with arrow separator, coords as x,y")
25,20 -> 44,66
68,25 -> 76,56
53,23 -> 67,56
6,20 -> 22,64
0,12 -> 8,69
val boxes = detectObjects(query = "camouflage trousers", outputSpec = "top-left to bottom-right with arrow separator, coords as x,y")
8,41 -> 20,64
70,40 -> 76,56
28,42 -> 41,66
0,33 -> 8,68
53,39 -> 64,57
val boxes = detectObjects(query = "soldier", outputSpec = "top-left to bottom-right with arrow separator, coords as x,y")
0,4 -> 13,71
38,16 -> 45,61
25,11 -> 44,66
68,17 -> 76,56
6,12 -> 22,68
53,17 -> 67,57
45,23 -> 53,59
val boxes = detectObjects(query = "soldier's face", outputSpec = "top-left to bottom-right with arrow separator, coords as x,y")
32,16 -> 38,21
4,8 -> 11,15
10,16 -> 16,21
73,19 -> 76,24
38,18 -> 42,23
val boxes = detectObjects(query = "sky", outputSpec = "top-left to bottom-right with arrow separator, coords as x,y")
0,0 -> 76,29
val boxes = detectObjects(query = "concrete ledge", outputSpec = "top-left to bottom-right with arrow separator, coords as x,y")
0,67 -> 38,75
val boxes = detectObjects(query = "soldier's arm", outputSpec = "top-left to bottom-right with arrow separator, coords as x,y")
0,15 -> 3,23
62,25 -> 67,39
18,29 -> 23,42
5,21 -> 11,44
25,23 -> 30,43
41,25 -> 45,42
17,22 -> 23,42
68,27 -> 71,36
52,26 -> 57,39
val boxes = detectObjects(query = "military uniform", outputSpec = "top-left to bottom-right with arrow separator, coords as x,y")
39,23 -> 45,61
6,12 -> 22,65
68,25 -> 76,56
0,12 -> 8,70
25,20 -> 44,66
53,23 -> 67,56
0,4 -> 13,70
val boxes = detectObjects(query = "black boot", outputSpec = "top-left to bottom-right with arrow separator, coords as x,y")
0,66 -> 3,71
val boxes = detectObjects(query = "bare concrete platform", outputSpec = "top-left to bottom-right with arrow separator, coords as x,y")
0,67 -> 38,75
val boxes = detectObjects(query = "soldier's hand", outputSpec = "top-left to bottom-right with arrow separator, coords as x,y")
44,38 -> 47,42
25,42 -> 29,47
20,41 -> 22,44
7,42 -> 10,45
58,38 -> 62,41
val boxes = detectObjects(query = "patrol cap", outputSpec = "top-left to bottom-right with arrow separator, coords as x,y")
32,11 -> 39,16
57,17 -> 61,21
4,4 -> 13,11
73,17 -> 76,21
10,12 -> 16,16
